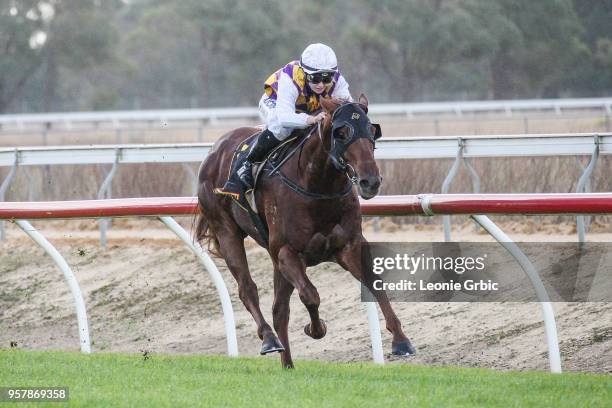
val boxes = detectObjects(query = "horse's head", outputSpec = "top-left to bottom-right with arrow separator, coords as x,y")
320,94 -> 383,200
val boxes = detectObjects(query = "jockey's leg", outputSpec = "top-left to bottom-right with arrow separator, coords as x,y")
236,96 -> 290,189
237,128 -> 282,189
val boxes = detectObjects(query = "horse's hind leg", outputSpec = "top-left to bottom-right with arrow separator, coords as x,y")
338,240 -> 416,356
272,262 -> 295,368
276,245 -> 327,340
216,226 -> 284,355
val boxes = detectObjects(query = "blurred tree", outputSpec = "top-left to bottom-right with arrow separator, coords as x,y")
39,0 -> 120,111
0,0 -> 120,112
2,0 -> 610,112
286,0 -> 371,97
568,0 -> 612,95
490,0 -> 587,98
180,0 -> 288,106
344,0 -> 514,101
119,1 -> 200,108
344,0 -> 590,100
0,0 -> 45,112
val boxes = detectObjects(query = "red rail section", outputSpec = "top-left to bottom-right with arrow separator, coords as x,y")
2,193 -> 612,219
423,193 -> 612,215
0,197 -> 198,219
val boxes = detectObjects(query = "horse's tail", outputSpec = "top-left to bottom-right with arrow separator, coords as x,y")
193,203 -> 222,258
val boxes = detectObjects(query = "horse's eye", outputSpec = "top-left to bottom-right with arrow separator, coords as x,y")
335,128 -> 349,139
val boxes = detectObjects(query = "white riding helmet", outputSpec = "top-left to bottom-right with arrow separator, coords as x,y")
299,43 -> 338,74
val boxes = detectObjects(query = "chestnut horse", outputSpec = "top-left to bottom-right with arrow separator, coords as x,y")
195,95 -> 415,368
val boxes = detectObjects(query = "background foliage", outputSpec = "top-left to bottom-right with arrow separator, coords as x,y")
1,0 -> 611,113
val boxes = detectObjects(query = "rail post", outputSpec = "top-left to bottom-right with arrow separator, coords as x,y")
576,135 -> 600,247
441,139 -> 481,240
159,216 -> 239,357
15,219 -> 91,353
181,163 -> 198,196
364,300 -> 384,364
464,158 -> 481,233
23,167 -> 36,201
441,140 -> 464,241
470,215 -> 562,373
97,149 -> 120,247
0,149 -> 18,240
357,279 -> 384,364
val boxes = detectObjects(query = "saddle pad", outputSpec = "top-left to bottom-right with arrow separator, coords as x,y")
212,129 -> 306,246
214,131 -> 299,206
214,131 -> 260,208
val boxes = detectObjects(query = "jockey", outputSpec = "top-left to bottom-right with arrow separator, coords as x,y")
236,43 -> 353,189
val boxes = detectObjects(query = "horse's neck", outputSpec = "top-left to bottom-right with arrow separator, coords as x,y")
292,125 -> 347,193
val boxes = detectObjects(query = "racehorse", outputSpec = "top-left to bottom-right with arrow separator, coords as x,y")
195,94 -> 415,368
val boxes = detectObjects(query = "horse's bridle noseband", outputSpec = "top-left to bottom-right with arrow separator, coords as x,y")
322,102 -> 382,178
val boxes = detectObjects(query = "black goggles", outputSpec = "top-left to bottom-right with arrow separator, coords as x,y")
306,72 -> 334,84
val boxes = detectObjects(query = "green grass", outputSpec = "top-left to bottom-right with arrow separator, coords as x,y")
1,350 -> 610,407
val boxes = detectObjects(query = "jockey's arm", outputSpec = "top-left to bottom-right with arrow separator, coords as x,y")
331,75 -> 353,102
276,73 -> 311,129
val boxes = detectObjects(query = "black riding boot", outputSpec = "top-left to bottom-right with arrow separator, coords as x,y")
237,129 -> 282,189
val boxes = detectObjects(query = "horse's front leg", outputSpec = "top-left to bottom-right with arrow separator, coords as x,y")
337,238 -> 416,356
277,245 -> 327,340
272,261 -> 295,368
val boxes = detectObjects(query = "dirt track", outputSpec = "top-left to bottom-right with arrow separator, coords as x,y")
0,218 -> 611,373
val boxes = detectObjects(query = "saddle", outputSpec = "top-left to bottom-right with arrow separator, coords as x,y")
213,130 -> 300,244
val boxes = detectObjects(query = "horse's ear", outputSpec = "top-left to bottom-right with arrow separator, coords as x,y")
320,97 -> 337,113
358,93 -> 369,113
371,123 -> 382,140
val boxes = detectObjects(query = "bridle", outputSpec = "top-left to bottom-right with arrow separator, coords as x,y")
319,102 -> 382,183
269,102 -> 382,200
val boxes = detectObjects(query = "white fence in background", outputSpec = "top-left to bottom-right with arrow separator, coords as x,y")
1,97 -> 611,130
1,132 -> 610,244
1,133 -> 611,166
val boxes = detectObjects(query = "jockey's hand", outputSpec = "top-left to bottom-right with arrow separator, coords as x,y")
306,112 -> 327,125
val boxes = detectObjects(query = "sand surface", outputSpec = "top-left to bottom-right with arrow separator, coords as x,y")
1,218 -> 610,373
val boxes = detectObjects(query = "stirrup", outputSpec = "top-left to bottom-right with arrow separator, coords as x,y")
237,161 -> 254,189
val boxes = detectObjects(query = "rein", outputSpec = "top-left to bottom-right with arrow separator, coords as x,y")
266,109 -> 361,200
276,171 -> 354,199
268,125 -> 318,176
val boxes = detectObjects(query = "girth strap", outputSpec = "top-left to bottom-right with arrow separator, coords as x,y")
276,171 -> 353,200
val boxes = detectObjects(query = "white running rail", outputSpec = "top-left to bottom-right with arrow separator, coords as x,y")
1,97 -> 611,128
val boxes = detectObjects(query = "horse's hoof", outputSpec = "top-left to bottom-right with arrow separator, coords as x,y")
304,319 -> 327,339
392,339 -> 416,356
260,335 -> 285,355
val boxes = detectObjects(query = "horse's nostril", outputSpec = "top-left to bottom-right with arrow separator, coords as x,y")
360,177 -> 381,191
